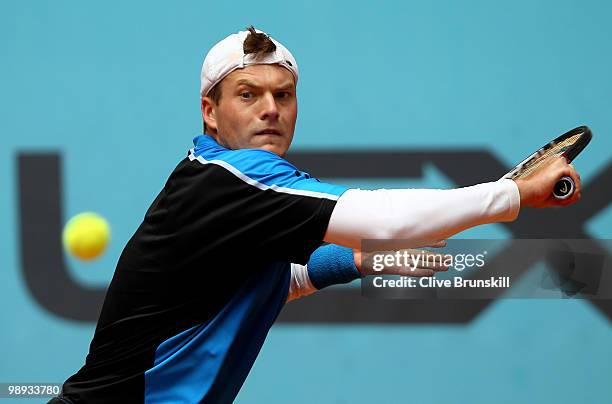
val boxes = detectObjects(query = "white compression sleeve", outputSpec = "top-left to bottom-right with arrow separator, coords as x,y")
286,263 -> 317,302
325,179 -> 520,249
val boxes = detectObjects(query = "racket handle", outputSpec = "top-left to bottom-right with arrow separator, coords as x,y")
553,176 -> 574,200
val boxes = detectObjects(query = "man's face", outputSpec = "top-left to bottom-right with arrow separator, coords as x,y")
202,64 -> 297,157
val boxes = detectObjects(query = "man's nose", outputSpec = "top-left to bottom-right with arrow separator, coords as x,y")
259,92 -> 279,121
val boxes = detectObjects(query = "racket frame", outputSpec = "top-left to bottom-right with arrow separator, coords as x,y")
501,125 -> 592,181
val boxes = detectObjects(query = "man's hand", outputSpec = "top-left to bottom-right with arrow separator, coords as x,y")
514,156 -> 582,208
353,248 -> 450,277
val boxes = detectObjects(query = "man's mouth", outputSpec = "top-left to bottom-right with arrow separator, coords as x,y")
256,129 -> 281,136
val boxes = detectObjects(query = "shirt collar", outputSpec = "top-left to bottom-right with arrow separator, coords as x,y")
193,134 -> 227,151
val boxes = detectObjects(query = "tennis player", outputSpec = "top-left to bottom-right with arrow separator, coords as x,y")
51,26 -> 581,404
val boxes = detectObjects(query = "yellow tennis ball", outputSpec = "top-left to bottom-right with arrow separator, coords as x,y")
62,212 -> 111,261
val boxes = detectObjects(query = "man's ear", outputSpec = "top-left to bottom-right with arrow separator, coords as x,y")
201,97 -> 218,133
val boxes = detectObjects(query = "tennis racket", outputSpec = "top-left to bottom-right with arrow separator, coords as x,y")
501,126 -> 592,200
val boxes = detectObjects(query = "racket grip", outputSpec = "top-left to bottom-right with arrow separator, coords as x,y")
553,176 -> 575,200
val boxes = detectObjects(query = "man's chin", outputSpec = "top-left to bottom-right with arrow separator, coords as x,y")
251,138 -> 290,157
257,143 -> 288,157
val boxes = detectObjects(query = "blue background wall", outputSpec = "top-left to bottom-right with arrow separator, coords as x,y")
1,1 -> 611,402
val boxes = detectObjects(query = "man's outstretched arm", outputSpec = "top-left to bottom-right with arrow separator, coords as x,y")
324,157 -> 581,250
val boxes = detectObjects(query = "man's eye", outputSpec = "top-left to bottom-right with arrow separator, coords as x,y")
276,92 -> 291,99
240,92 -> 252,99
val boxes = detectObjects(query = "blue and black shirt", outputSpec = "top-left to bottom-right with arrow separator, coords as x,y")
60,135 -> 351,403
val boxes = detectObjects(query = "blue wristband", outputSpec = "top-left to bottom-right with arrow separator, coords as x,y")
307,244 -> 360,290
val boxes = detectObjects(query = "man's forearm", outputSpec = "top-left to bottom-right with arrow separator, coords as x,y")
324,179 -> 520,249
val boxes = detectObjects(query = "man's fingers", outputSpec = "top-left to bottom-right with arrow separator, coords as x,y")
426,240 -> 447,248
537,157 -> 581,207
396,268 -> 435,277
412,250 -> 450,270
366,248 -> 451,277
567,163 -> 581,195
420,258 -> 450,270
389,250 -> 450,277
551,161 -> 581,205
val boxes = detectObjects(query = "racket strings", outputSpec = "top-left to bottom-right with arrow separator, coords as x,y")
511,134 -> 581,179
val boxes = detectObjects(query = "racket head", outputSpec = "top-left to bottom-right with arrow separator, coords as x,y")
502,126 -> 592,180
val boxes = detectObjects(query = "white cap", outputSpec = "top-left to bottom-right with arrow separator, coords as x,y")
200,28 -> 299,97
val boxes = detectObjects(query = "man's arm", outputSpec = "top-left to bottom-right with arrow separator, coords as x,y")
287,244 -> 449,302
324,157 -> 581,249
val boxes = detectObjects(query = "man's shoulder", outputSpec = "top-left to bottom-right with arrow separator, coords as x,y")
171,136 -> 347,199
193,141 -> 296,174
187,141 -> 303,185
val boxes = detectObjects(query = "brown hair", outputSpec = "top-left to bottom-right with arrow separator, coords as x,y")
203,26 -> 277,133
243,25 -> 276,59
